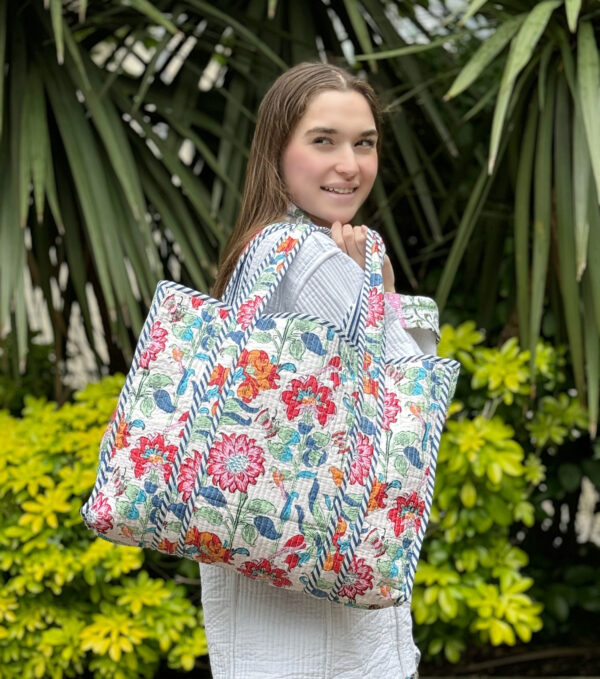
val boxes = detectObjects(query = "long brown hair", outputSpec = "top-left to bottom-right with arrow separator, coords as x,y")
211,62 -> 382,299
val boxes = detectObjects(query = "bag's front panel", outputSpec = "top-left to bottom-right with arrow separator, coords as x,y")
82,288 -> 232,550
351,356 -> 460,604
184,315 -> 368,591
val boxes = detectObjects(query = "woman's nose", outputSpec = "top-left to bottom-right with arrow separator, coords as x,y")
334,145 -> 359,176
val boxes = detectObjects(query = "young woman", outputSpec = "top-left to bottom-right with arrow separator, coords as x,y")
203,62 -> 438,679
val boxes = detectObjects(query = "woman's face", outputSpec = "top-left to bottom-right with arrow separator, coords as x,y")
281,89 -> 378,227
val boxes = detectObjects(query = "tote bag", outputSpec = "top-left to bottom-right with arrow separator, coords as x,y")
81,219 -> 459,608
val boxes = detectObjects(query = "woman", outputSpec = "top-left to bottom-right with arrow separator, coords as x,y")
203,62 -> 438,679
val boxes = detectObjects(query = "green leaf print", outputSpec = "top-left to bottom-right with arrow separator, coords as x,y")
147,373 -> 174,388
196,506 -> 223,525
140,396 -> 155,417
246,499 -> 277,515
242,523 -> 258,545
289,339 -> 305,360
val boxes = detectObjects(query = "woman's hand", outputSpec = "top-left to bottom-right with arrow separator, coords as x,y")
331,221 -> 396,293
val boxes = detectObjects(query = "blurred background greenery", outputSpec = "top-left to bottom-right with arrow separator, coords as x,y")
1,0 -> 599,676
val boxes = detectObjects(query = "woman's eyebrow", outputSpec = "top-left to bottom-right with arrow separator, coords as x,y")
304,126 -> 378,137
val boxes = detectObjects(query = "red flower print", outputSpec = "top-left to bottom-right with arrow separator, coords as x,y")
382,392 -> 401,430
90,493 -> 113,533
366,289 -> 385,327
130,433 -> 178,483
177,450 -> 202,502
281,375 -> 336,426
327,355 -> 342,388
139,321 -> 168,369
185,528 -> 233,564
191,296 -> 204,309
367,479 -> 388,513
349,433 -> 374,485
207,433 -> 265,493
236,349 -> 280,402
337,556 -> 374,599
237,295 -> 263,330
157,538 -> 178,554
208,364 -> 230,391
388,491 -> 426,537
238,558 -> 292,588
276,236 -> 298,253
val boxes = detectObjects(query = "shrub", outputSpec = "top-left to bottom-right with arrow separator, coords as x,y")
414,322 -> 590,664
0,376 -> 208,679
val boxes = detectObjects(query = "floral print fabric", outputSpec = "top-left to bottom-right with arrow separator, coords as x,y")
82,219 -> 459,608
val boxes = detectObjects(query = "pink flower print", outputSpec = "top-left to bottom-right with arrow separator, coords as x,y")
382,392 -> 401,430
177,449 -> 202,502
388,491 -> 426,537
238,558 -> 292,588
207,433 -> 265,493
337,556 -> 374,599
139,321 -> 168,369
281,375 -> 336,426
90,492 -> 113,533
349,433 -> 374,485
237,295 -> 263,330
130,433 -> 178,483
366,289 -> 385,327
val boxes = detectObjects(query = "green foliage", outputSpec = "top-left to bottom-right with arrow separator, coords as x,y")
414,321 -> 590,664
0,376 -> 208,679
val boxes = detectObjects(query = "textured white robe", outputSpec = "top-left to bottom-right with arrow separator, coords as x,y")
200,226 -> 436,679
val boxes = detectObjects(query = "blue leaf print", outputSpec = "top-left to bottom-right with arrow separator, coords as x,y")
423,359 -> 435,370
279,362 -> 296,372
314,533 -> 323,556
298,422 -> 313,435
359,416 -> 377,434
144,480 -> 158,494
200,335 -> 212,350
295,504 -> 305,533
327,327 -> 335,340
151,494 -> 163,507
177,368 -> 195,396
182,328 -> 194,341
254,516 -> 282,540
194,352 -> 211,360
154,389 -> 176,413
280,491 -> 299,521
231,547 -> 250,556
404,446 -> 423,469
201,309 -> 213,322
297,471 -> 317,479
222,411 -> 251,426
134,490 -> 147,504
370,273 -> 383,286
130,419 -> 145,429
236,399 -> 261,413
342,493 -> 362,507
301,332 -> 327,355
255,317 -> 276,331
324,494 -> 332,511
198,486 -> 227,508
308,477 -> 320,513
169,502 -> 187,519
127,504 -> 139,520
228,331 -> 245,345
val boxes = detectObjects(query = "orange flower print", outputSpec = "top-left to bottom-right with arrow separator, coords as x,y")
185,528 -> 233,564
236,349 -> 280,402
157,538 -> 178,554
208,364 -> 230,391
114,419 -> 132,450
367,479 -> 388,513
366,289 -> 385,327
276,236 -> 298,254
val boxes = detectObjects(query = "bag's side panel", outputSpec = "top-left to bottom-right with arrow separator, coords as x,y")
349,355 -> 460,607
81,288 -> 232,551
183,315 -> 365,594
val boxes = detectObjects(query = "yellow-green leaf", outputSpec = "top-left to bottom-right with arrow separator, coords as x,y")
565,0 -> 582,33
459,0 -> 488,27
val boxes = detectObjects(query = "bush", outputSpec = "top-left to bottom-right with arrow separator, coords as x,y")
414,322 -> 591,664
0,376 -> 208,679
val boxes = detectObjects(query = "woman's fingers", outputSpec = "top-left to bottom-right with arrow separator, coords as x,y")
331,221 -> 368,269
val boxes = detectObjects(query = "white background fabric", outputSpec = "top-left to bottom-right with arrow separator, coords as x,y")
200,228 -> 436,678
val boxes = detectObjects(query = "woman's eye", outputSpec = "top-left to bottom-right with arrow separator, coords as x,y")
313,137 -> 333,145
356,139 -> 375,148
